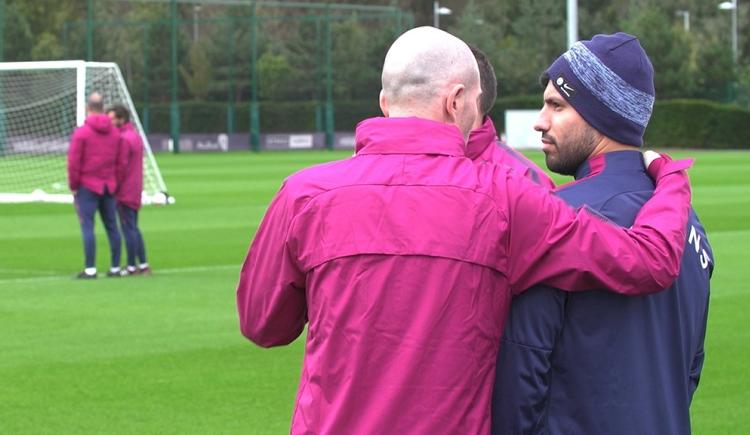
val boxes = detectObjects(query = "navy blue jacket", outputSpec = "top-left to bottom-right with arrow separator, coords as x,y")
492,151 -> 713,435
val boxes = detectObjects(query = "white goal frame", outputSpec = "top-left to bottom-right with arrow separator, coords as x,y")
0,60 -> 169,205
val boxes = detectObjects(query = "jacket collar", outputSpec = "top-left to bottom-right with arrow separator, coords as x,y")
465,116 -> 497,160
574,150 -> 645,180
355,117 -> 466,157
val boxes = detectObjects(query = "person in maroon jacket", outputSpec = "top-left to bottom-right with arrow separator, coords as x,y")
68,92 -> 126,279
466,45 -> 556,189
108,105 -> 151,276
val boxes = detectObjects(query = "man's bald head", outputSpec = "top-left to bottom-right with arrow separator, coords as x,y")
380,27 -> 481,138
87,92 -> 104,114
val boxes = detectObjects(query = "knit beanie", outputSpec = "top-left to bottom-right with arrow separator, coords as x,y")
546,32 -> 655,147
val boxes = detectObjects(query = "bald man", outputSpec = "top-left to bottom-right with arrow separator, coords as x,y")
68,92 -> 126,278
237,26 -> 693,433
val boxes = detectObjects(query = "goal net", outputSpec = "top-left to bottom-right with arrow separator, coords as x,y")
0,60 -> 170,204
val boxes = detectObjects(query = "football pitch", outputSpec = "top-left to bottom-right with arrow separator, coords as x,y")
0,150 -> 747,434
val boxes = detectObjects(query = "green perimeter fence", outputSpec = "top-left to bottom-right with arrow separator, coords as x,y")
1,1 -> 749,151
59,0 -> 413,152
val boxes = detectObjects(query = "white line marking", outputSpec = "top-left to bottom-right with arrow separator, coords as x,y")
0,268 -> 60,276
0,264 -> 239,285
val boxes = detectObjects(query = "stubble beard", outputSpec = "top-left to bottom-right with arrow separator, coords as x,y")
543,125 -> 599,176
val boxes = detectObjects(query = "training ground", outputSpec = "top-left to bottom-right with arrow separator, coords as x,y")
0,150 -> 747,434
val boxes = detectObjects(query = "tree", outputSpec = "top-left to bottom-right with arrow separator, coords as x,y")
450,0 -> 566,97
258,52 -> 295,101
693,41 -> 736,101
2,2 -> 33,61
331,15 -> 383,100
6,0 -> 79,61
622,5 -> 695,98
179,43 -> 213,101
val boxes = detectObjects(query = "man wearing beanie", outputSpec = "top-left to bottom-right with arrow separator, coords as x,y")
237,27 -> 697,434
492,33 -> 713,435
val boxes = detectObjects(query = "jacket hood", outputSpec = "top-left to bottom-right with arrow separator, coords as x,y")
85,114 -> 113,134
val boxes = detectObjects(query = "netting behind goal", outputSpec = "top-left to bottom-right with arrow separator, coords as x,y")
0,61 -> 168,204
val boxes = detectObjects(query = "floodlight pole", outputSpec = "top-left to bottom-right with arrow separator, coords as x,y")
719,0 -> 739,65
192,4 -> 201,41
676,10 -> 690,32
567,0 -> 578,48
433,1 -> 451,29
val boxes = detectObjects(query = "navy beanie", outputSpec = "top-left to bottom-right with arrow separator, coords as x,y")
546,32 -> 655,147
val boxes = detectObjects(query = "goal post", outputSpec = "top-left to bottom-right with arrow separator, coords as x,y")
0,60 -> 171,205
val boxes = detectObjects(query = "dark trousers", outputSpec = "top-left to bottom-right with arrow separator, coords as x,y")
117,203 -> 147,267
74,186 -> 121,269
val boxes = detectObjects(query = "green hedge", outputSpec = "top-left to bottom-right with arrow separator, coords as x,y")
140,101 -> 319,134
137,97 -> 750,149
333,100 -> 382,130
137,100 -> 379,133
137,97 -> 533,134
645,99 -> 750,149
485,96 -> 750,149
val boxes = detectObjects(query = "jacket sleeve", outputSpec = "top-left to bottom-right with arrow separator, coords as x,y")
67,130 -> 84,191
236,182 -> 307,348
506,159 -> 693,296
492,285 -> 565,435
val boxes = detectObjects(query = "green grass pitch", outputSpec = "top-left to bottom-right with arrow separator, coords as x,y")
0,150 -> 747,434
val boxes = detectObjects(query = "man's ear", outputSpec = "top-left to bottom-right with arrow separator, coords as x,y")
445,84 -> 465,124
379,90 -> 389,117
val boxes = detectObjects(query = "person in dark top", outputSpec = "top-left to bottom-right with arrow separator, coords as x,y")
492,32 -> 713,435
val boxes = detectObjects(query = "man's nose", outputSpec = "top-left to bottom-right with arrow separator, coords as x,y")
533,111 -> 548,133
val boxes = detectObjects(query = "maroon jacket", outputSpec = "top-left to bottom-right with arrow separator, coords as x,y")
115,122 -> 144,210
467,116 -> 556,189
67,114 -> 124,195
237,117 -> 693,434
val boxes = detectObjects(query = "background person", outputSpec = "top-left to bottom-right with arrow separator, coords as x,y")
466,44 -> 555,189
67,92 -> 125,279
492,33 -> 714,435
237,26 -> 693,434
108,104 -> 151,276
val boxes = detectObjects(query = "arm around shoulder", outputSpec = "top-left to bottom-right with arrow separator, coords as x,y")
505,156 -> 693,296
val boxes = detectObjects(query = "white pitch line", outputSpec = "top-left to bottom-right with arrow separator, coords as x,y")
0,268 -> 60,276
0,264 -> 239,285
